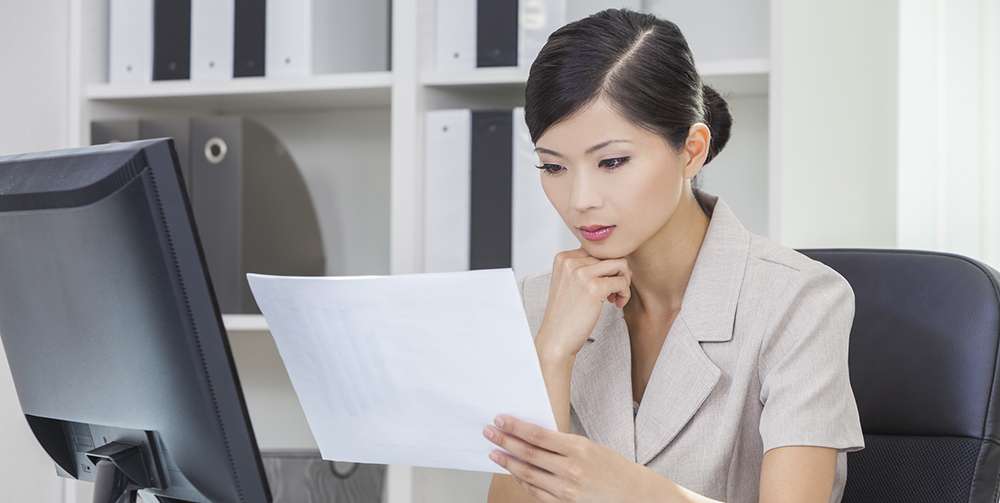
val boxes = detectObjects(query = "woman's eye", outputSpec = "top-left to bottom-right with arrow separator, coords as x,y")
599,156 -> 630,170
536,163 -> 565,175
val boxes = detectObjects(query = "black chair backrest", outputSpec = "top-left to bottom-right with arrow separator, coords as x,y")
801,249 -> 1000,503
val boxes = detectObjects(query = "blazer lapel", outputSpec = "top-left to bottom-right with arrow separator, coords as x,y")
633,196 -> 751,465
569,303 -> 636,462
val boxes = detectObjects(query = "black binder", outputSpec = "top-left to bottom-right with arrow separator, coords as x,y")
477,0 -> 518,67
153,0 -> 192,80
470,111 -> 513,269
233,0 -> 266,77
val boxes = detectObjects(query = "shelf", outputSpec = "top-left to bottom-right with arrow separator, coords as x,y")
421,67 -> 530,87
86,72 -> 394,112
698,58 -> 769,77
222,314 -> 270,332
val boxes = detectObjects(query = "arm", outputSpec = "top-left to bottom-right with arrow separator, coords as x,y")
488,420 -> 838,503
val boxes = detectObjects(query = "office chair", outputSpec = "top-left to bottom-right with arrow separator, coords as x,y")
800,249 -> 1000,503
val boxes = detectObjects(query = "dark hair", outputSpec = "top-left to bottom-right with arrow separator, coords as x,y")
524,9 -> 732,165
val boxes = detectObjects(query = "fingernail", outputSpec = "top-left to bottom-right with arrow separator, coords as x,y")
494,416 -> 504,428
483,427 -> 494,440
490,451 -> 499,462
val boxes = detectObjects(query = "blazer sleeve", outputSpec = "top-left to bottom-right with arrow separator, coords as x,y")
757,264 -> 865,454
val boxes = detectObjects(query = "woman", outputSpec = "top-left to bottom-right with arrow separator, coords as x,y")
483,9 -> 863,503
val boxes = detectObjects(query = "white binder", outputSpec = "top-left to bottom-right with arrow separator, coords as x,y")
424,110 -> 473,273
266,0 -> 390,77
190,0 -> 235,80
108,0 -> 153,83
436,0 -> 477,70
519,0 -> 567,68
511,107 -> 578,279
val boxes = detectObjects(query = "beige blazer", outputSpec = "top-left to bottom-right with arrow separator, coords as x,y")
519,195 -> 864,503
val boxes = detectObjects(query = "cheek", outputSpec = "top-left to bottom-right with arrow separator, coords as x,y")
540,175 -> 568,216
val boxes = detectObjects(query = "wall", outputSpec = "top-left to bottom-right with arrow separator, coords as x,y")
774,1 -> 899,248
0,1 -> 71,502
897,0 -> 999,268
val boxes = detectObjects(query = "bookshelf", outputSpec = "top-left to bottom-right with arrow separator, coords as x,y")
68,0 -> 775,501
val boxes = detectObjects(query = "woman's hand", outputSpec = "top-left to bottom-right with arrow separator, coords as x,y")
484,415 -> 666,503
536,249 -> 632,361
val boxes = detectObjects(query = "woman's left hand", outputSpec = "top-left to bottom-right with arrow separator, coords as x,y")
484,415 -> 661,502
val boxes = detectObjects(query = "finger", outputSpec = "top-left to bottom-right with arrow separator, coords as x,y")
494,416 -> 576,455
579,256 -> 631,279
484,425 -> 564,473
491,450 -> 560,503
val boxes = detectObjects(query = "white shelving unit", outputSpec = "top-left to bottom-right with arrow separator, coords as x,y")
68,1 -> 774,501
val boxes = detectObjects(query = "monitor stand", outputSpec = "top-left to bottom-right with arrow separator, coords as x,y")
87,443 -> 149,503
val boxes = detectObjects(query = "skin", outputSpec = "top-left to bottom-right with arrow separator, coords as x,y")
485,99 -> 838,502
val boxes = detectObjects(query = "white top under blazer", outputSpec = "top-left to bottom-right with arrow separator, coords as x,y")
518,194 -> 864,503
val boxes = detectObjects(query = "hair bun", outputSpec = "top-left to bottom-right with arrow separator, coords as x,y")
702,84 -> 732,164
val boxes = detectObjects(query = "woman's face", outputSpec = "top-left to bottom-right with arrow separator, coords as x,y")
535,100 -> 701,260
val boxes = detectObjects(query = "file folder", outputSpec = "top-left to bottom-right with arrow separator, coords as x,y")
477,0 -> 518,67
152,0 -> 192,80
510,107 -> 578,278
266,0 -> 390,76
109,0 -> 153,83
436,0 -> 476,70
233,0 -> 266,77
470,111 -> 514,268
190,0 -> 234,80
519,0 -> 567,67
190,117 -> 325,313
424,110 -> 473,273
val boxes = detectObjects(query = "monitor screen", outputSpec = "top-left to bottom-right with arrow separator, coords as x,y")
0,139 -> 271,503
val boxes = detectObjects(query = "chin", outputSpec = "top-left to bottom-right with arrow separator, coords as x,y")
581,241 -> 630,260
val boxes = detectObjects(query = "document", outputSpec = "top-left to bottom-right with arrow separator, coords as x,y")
247,269 -> 557,473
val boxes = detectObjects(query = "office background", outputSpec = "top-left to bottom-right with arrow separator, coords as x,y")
0,0 -> 996,501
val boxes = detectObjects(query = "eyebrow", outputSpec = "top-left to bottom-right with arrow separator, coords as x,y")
534,139 -> 632,157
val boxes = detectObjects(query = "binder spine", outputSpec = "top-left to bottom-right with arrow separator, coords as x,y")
266,0 -> 311,76
436,0 -> 476,70
470,111 -> 513,269
190,0 -> 235,80
477,0 -> 518,67
518,0 -> 567,68
510,107 -> 577,278
423,110 -> 472,273
109,0 -> 154,83
233,0 -> 266,77
190,117 -> 243,313
152,0 -> 192,80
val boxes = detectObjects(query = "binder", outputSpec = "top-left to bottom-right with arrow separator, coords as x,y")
510,107 -> 578,278
152,0 -> 192,80
436,0 -> 476,70
190,117 -> 324,313
519,0 -> 566,68
108,0 -> 153,83
190,0 -> 234,80
477,0 -> 518,67
470,111 -> 513,269
424,110 -> 472,273
266,0 -> 390,77
233,0 -> 266,77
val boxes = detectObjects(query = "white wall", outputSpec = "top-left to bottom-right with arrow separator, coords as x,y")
897,0 -> 1000,268
0,0 -> 72,501
773,0 -> 899,248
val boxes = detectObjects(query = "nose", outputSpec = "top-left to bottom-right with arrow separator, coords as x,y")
569,168 -> 602,212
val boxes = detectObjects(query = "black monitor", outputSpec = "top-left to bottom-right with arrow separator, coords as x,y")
0,139 -> 271,503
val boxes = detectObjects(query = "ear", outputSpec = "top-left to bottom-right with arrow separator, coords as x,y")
682,123 -> 711,180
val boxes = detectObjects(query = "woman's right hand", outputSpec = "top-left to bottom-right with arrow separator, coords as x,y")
535,248 -> 632,362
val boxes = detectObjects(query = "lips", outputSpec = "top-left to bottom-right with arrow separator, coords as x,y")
579,225 -> 615,241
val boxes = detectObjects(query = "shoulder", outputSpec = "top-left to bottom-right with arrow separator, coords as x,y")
744,234 -> 854,313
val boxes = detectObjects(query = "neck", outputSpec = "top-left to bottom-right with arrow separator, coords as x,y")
624,189 -> 711,318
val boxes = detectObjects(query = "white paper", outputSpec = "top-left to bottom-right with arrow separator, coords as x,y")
247,269 -> 557,473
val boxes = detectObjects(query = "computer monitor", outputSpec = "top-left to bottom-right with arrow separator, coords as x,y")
0,139 -> 271,503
